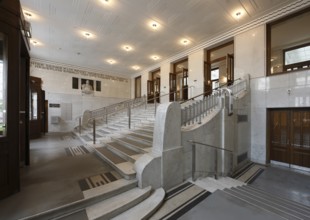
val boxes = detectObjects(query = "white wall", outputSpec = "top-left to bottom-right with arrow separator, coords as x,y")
188,50 -> 204,98
235,25 -> 266,79
30,59 -> 131,132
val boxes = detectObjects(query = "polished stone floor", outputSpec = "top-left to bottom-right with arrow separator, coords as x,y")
0,133 -> 309,220
0,133 -> 114,220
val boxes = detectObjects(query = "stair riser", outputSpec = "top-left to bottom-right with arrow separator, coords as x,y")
112,138 -> 148,154
224,189 -> 301,220
94,150 -> 136,180
19,181 -> 138,220
106,145 -> 136,163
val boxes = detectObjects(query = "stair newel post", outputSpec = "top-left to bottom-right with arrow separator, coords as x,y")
128,105 -> 131,129
154,100 -> 157,116
93,119 -> 96,144
214,148 -> 218,179
192,142 -> 196,181
79,117 -> 81,135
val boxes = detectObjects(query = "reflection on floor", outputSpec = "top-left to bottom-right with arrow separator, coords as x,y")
0,132 -> 114,220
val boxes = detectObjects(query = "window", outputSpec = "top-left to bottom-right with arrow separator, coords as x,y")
267,8 -> 310,75
0,33 -> 7,136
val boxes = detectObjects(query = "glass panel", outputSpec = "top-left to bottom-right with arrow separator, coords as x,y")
269,10 -> 310,75
211,68 -> 219,80
31,92 -> 38,120
0,33 -> 7,136
285,45 -> 310,65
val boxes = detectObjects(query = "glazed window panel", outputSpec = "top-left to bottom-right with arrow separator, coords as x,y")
268,9 -> 310,75
0,33 -> 7,136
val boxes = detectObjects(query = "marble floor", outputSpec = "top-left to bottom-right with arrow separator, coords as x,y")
0,132 -> 309,220
0,133 -> 114,220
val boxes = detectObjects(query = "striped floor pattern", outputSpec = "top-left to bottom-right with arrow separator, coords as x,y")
150,182 -> 211,220
233,162 -> 265,184
65,145 -> 90,157
78,171 -> 122,191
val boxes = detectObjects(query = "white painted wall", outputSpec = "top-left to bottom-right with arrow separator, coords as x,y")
30,60 -> 131,132
235,25 -> 266,79
188,50 -> 204,99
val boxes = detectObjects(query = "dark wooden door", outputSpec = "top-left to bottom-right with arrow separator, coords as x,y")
154,77 -> 160,103
0,19 -> 21,199
147,80 -> 154,103
204,61 -> 212,96
270,109 -> 310,168
169,73 -> 176,101
182,68 -> 188,101
226,53 -> 234,86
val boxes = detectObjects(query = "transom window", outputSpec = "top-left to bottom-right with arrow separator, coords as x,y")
267,8 -> 310,75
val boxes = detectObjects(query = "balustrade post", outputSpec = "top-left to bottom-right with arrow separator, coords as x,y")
79,117 -> 81,135
93,119 -> 96,144
128,105 -> 131,129
154,100 -> 157,116
184,107 -> 188,126
214,149 -> 218,179
174,91 -> 176,101
198,100 -> 202,124
192,142 -> 196,181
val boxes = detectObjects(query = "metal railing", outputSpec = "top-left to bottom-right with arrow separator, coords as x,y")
180,78 -> 247,126
188,140 -> 233,181
181,90 -> 221,126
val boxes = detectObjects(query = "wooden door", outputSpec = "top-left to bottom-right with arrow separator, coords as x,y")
169,73 -> 176,102
204,61 -> 212,96
154,77 -> 160,103
226,54 -> 234,86
270,109 -> 310,168
134,76 -> 141,98
182,68 -> 188,101
0,16 -> 21,198
147,80 -> 154,103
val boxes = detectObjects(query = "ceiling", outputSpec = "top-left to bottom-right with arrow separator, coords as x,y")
20,0 -> 297,77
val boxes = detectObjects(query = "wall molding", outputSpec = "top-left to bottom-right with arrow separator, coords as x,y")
134,0 -> 310,78
31,58 -> 130,83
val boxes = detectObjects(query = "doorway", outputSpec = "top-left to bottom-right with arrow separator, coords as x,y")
269,108 -> 310,168
134,76 -> 141,98
170,59 -> 188,102
147,69 -> 160,103
205,41 -> 234,96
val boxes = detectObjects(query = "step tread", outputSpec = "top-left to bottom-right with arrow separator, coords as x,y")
232,186 -> 310,218
118,137 -> 152,149
107,142 -> 140,156
127,133 -> 153,142
96,147 -> 127,164
243,185 -> 310,212
112,188 -> 165,220
83,178 -> 137,199
224,188 -> 302,220
86,186 -> 152,220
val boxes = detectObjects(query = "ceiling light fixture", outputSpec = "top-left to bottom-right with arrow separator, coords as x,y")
180,38 -> 190,45
151,55 -> 160,60
149,21 -> 160,30
107,59 -> 116,64
31,40 -> 40,46
132,65 -> 140,70
84,32 -> 92,38
123,45 -> 133,51
100,0 -> 110,4
25,12 -> 32,18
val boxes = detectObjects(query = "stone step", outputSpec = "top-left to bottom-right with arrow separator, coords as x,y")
241,185 -> 310,214
95,147 -> 136,180
127,133 -> 153,144
112,188 -> 165,220
223,188 -> 302,220
114,137 -> 152,153
19,179 -> 138,220
131,129 -> 153,138
106,141 -> 143,163
86,186 -> 152,220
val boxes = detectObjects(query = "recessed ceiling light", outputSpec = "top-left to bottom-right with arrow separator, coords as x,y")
24,12 -> 32,18
123,45 -> 133,51
107,59 -> 116,64
149,21 -> 160,30
132,65 -> 140,70
100,0 -> 110,4
180,38 -> 190,45
83,32 -> 93,39
31,40 -> 40,46
233,9 -> 245,20
151,55 -> 160,60
236,12 -> 242,17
